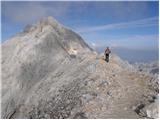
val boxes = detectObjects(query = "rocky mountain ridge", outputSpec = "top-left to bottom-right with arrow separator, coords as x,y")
1,16 -> 159,119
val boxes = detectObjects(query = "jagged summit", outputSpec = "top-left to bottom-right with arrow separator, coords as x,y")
2,17 -> 158,119
39,16 -> 60,25
23,16 -> 61,33
3,16 -> 92,64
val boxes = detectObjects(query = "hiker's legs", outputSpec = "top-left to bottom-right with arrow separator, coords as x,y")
108,54 -> 110,62
105,54 -> 109,62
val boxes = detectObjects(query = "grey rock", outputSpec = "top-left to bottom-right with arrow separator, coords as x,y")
1,16 -> 159,119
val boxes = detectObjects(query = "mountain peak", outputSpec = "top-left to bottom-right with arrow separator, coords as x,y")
39,16 -> 60,27
23,16 -> 61,33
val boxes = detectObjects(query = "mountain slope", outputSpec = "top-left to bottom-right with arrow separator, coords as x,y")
1,17 -> 158,119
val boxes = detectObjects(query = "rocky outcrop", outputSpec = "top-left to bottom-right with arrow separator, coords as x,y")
134,61 -> 159,75
133,61 -> 159,118
1,16 -> 159,119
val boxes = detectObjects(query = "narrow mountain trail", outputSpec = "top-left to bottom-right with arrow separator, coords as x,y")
75,54 -> 157,119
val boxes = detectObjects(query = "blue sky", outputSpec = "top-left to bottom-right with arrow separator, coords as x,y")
1,1 -> 159,53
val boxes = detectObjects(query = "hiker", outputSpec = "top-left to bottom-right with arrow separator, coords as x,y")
105,47 -> 111,62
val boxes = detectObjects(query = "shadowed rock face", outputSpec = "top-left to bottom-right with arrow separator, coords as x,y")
1,17 -> 158,119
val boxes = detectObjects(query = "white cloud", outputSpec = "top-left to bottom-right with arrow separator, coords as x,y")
76,16 -> 158,33
3,2 -> 47,24
91,1 -> 149,20
2,2 -> 71,24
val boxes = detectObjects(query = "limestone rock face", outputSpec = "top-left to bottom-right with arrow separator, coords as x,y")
1,17 -> 159,119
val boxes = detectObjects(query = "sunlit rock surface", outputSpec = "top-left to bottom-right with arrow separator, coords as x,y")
2,17 -> 159,119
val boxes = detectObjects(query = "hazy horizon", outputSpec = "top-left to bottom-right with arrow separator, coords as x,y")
94,46 -> 158,63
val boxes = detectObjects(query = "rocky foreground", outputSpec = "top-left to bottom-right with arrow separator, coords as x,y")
1,17 -> 159,119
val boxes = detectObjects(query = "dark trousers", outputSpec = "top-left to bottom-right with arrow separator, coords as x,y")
105,54 -> 109,62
